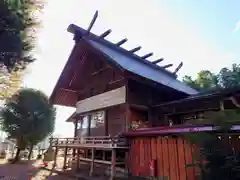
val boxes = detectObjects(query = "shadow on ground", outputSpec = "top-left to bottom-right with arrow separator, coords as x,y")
0,160 -> 42,179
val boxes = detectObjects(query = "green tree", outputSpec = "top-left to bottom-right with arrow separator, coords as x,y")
0,68 -> 25,99
0,0 -> 44,71
1,88 -> 56,163
183,64 -> 240,179
0,0 -> 44,102
183,70 -> 219,91
186,109 -> 240,180
218,64 -> 240,88
182,64 -> 240,91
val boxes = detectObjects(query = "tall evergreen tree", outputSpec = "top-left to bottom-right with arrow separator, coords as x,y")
0,0 -> 44,100
1,88 -> 56,163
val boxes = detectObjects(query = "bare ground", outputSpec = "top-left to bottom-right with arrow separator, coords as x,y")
0,159 -> 76,180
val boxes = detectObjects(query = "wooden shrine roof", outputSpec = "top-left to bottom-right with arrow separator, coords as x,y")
155,86 -> 240,108
50,21 -> 198,107
67,24 -> 198,95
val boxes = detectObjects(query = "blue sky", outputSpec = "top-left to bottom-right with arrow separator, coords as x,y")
23,0 -> 240,137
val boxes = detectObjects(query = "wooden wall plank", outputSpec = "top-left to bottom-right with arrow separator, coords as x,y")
139,139 -> 144,176
173,138 -> 180,180
147,138 -> 152,176
128,136 -> 201,180
162,137 -> 170,179
177,137 -> 187,180
184,138 -> 195,180
168,138 -> 177,180
158,137 -> 165,178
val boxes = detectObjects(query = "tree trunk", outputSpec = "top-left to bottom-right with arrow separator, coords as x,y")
12,148 -> 21,164
28,145 -> 33,160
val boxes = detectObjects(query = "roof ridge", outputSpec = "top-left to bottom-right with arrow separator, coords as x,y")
67,24 -> 176,78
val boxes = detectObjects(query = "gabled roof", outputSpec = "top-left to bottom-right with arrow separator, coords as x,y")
68,24 -> 198,95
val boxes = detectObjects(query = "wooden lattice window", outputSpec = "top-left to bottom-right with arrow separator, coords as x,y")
90,111 -> 105,128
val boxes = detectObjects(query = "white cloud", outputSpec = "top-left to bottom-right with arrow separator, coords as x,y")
233,21 -> 240,33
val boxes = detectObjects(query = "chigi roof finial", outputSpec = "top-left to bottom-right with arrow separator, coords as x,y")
86,10 -> 98,34
68,10 -> 185,76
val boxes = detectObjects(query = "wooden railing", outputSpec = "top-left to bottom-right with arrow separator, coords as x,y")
50,136 -> 128,149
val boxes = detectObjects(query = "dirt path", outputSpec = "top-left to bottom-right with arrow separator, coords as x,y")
0,160 -> 75,180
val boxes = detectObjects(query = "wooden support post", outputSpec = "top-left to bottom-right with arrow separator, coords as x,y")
76,148 -> 80,171
53,147 -> 58,168
63,147 -> 68,169
125,151 -> 130,177
49,137 -> 53,148
220,100 -> 225,111
103,151 -> 106,161
110,149 -> 116,180
89,148 -> 95,176
126,105 -> 131,131
73,120 -> 78,157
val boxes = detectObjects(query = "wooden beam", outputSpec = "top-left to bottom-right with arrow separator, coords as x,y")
165,107 -> 219,116
116,38 -> 128,46
99,29 -> 112,38
152,58 -> 164,64
87,11 -> 98,33
141,52 -> 153,59
162,64 -> 173,68
91,66 -> 110,76
77,77 -> 125,95
109,77 -> 124,85
59,88 -> 77,93
129,46 -> 141,53
173,62 -> 183,74
129,104 -> 148,110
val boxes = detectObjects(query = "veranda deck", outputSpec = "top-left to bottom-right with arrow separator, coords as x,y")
50,136 -> 129,150
50,136 -> 129,180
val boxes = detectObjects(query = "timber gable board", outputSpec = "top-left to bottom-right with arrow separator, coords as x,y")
71,44 -> 125,102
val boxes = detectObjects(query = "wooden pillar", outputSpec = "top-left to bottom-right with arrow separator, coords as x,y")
125,151 -> 130,177
49,137 -> 53,148
148,107 -> 154,127
76,148 -> 80,171
88,115 -> 91,136
126,104 -> 131,131
63,147 -> 68,169
73,120 -> 78,157
110,149 -> 116,180
89,148 -> 95,176
53,147 -> 58,168
220,100 -> 225,110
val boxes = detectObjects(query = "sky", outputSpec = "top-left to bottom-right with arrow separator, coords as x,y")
23,0 -> 240,137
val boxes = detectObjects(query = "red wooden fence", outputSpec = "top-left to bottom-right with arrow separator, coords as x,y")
128,136 -> 198,180
128,135 -> 240,180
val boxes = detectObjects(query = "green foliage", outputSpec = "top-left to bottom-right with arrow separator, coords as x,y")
185,110 -> 240,180
183,64 -> 240,91
185,109 -> 240,128
198,137 -> 240,180
1,88 -> 56,161
0,0 -> 44,71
